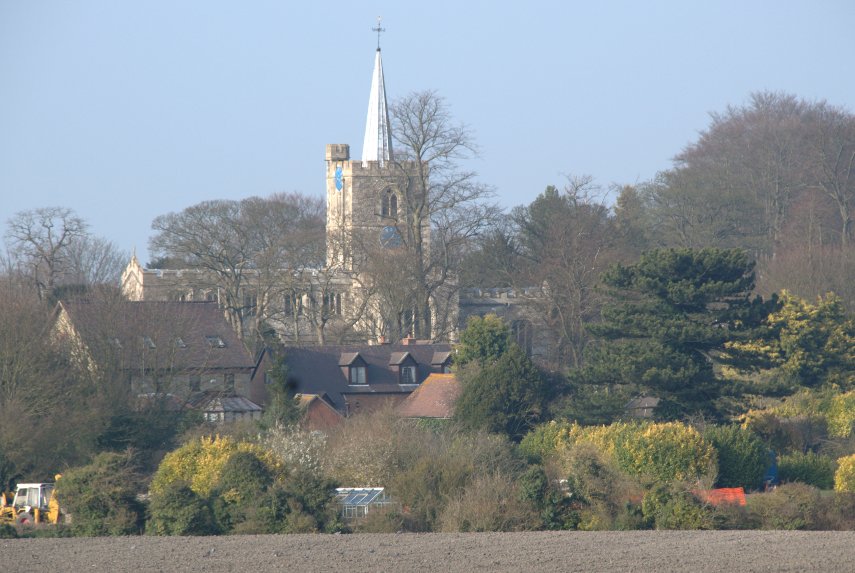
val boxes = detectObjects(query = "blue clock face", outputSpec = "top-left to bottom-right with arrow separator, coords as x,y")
379,226 -> 402,248
334,167 -> 343,191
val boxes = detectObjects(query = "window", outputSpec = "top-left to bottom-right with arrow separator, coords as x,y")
244,292 -> 258,317
323,292 -> 342,316
224,373 -> 235,392
381,189 -> 398,219
284,293 -> 302,316
350,366 -> 366,385
206,335 -> 226,348
512,320 -> 533,357
189,374 -> 201,392
400,365 -> 416,384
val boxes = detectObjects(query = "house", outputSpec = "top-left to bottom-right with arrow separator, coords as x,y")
396,373 -> 461,420
53,299 -> 262,420
626,396 -> 660,419
280,340 -> 453,416
297,394 -> 345,431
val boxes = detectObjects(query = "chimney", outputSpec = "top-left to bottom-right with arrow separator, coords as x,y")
402,336 -> 415,346
377,335 -> 387,345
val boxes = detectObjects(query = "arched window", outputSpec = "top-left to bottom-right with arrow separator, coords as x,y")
381,189 -> 398,219
512,319 -> 533,356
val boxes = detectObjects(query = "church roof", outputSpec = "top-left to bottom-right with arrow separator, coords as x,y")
361,48 -> 393,165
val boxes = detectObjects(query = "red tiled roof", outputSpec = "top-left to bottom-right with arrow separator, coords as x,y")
695,487 -> 747,506
396,373 -> 460,419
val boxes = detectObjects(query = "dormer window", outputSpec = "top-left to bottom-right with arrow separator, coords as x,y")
175,337 -> 187,348
109,337 -> 122,349
400,365 -> 416,384
350,366 -> 366,385
431,351 -> 452,374
143,336 -> 156,349
206,335 -> 226,348
389,351 -> 418,384
339,352 -> 368,385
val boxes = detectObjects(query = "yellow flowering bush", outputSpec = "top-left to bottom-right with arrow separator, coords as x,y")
555,421 -> 717,484
151,435 -> 282,497
827,391 -> 855,438
834,454 -> 855,492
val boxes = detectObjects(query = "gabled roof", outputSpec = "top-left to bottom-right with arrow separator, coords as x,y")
388,351 -> 413,366
57,300 -> 254,371
431,351 -> 452,366
338,352 -> 363,366
282,342 -> 452,412
188,392 -> 262,414
396,373 -> 461,419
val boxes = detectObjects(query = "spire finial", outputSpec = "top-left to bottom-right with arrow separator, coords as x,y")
372,16 -> 385,50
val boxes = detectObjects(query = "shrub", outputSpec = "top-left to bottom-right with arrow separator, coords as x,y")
519,421 -> 573,463
269,468 -> 340,534
0,523 -> 17,539
834,454 -> 855,492
827,391 -> 855,438
210,451 -> 275,532
438,472 -> 539,532
56,452 -> 144,536
150,435 -> 281,497
641,483 -> 714,530
454,344 -> 550,441
560,442 -> 643,531
455,314 -> 511,368
517,465 -> 576,530
778,451 -> 836,489
704,425 -> 767,490
556,421 -> 718,485
747,482 -> 822,530
147,482 -> 217,536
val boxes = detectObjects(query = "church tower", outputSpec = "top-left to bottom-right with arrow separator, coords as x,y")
326,33 -> 412,270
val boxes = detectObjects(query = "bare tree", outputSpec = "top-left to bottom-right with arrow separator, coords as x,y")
370,90 -> 499,340
5,207 -> 87,299
806,102 -> 855,248
149,193 -> 326,343
513,179 -> 620,368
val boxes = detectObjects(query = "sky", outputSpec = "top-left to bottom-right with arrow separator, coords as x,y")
2,1 -> 854,265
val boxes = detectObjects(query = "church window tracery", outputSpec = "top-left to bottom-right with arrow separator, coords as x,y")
381,189 -> 398,219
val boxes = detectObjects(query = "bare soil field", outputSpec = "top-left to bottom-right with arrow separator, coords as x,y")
3,530 -> 853,572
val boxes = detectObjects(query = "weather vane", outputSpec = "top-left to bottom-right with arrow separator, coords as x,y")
372,16 -> 385,50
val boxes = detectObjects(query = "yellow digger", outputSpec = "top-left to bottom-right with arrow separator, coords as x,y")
0,475 -> 63,526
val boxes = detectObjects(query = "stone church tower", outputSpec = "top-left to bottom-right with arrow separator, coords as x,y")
325,46 -> 425,271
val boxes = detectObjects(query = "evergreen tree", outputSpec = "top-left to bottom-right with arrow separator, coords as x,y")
454,344 -> 550,440
579,248 -> 771,419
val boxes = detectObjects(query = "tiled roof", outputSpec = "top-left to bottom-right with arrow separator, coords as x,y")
396,373 -> 461,419
58,300 -> 254,371
188,392 -> 263,413
388,351 -> 412,365
282,342 -> 453,412
694,487 -> 747,507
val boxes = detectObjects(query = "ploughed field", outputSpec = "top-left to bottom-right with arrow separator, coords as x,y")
3,530 -> 852,572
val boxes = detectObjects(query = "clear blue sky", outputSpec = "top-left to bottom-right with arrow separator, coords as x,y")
2,1 -> 854,265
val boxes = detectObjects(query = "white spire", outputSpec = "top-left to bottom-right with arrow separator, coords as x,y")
361,47 -> 393,165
